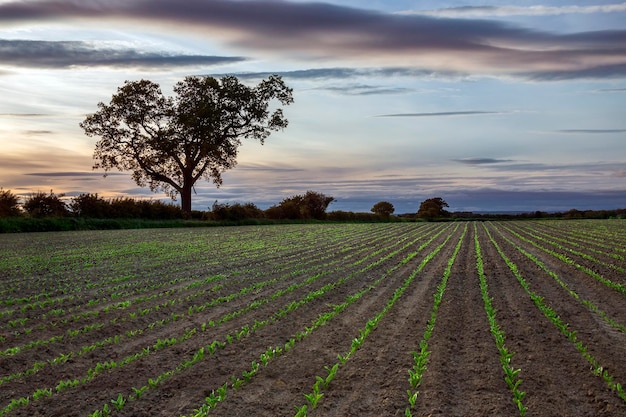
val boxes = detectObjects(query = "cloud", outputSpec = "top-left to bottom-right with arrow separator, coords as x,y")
453,158 -> 514,165
1,0 -> 625,79
320,84 -> 412,96
0,113 -> 51,117
373,111 -> 504,118
24,130 -> 54,135
403,3 -> 626,18
443,189 -> 626,213
555,129 -> 626,134
25,171 -> 125,177
464,160 -> 626,174
217,67 -> 446,81
0,39 -> 245,69
595,88 -> 626,93
235,163 -> 305,173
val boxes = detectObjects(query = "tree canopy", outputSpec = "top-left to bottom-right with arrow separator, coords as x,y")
417,197 -> 449,220
265,191 -> 335,220
0,188 -> 21,218
80,75 -> 293,215
371,201 -> 395,217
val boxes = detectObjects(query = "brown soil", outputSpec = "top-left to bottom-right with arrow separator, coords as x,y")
1,221 -> 625,417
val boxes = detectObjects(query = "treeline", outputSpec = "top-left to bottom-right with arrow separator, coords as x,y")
0,189 -> 387,224
2,188 -> 624,233
1,190 -> 184,220
450,208 -> 626,220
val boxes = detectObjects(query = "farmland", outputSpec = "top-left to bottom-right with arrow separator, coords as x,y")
1,220 -> 625,417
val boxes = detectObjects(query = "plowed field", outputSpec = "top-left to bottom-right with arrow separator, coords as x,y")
1,220 -> 625,417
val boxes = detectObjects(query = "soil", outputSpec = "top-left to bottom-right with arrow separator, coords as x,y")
1,221 -> 625,417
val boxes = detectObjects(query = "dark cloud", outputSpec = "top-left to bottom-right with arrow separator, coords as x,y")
0,113 -> 50,117
26,171 -> 125,177
443,189 -> 626,213
0,0 -> 625,78
235,164 -> 305,172
216,67 -> 445,81
407,4 -> 626,18
522,63 -> 626,81
0,39 -> 245,69
453,158 -> 513,165
321,84 -> 412,96
24,130 -> 54,135
224,68 -> 365,80
374,111 -> 503,117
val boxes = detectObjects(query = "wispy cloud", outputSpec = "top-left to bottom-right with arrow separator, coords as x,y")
217,68 -> 448,80
403,3 -> 626,18
373,111 -> 505,118
24,130 -> 54,135
25,172 -> 125,177
554,129 -> 626,134
320,84 -> 412,96
596,88 -> 626,93
0,39 -> 246,69
0,113 -> 51,117
1,0 -> 625,79
453,158 -> 514,165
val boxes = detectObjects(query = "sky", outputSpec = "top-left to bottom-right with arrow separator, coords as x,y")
1,0 -> 625,214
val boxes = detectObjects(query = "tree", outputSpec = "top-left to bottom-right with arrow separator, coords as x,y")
371,201 -> 394,217
80,75 -> 293,215
417,197 -> 449,220
23,190 -> 69,218
265,191 -> 335,220
210,201 -> 264,221
70,193 -> 109,218
0,188 -> 21,218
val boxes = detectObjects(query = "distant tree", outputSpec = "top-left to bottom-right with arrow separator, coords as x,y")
299,191 -> 335,219
80,75 -> 293,216
23,190 -> 69,218
265,191 -> 335,220
416,197 -> 449,220
70,193 -> 110,218
371,201 -> 395,217
0,188 -> 21,218
210,201 -> 264,221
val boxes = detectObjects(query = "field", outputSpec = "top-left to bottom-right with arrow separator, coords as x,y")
1,220 -> 625,417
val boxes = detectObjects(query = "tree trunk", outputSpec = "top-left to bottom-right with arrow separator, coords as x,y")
181,182 -> 193,218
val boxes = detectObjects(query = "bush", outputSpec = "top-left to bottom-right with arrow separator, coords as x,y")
70,193 -> 110,218
23,190 -> 69,218
371,201 -> 395,217
0,188 -> 21,218
209,201 -> 265,221
265,191 -> 335,220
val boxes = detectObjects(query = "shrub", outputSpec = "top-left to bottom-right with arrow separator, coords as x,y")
371,201 -> 395,217
209,201 -> 264,221
23,190 -> 69,218
0,188 -> 21,218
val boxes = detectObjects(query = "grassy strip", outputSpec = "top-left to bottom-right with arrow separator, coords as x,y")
474,224 -> 527,416
485,224 -> 626,404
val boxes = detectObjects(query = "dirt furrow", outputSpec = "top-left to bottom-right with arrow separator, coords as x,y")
415,225 -> 515,417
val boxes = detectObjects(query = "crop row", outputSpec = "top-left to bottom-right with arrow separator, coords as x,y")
1,220 -> 625,416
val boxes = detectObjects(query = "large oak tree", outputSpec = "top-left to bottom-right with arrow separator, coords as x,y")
80,75 -> 293,215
